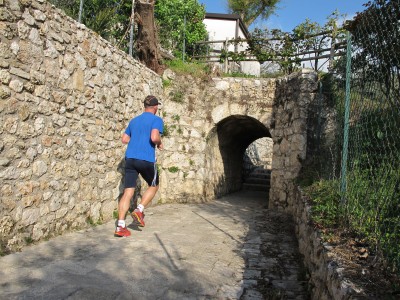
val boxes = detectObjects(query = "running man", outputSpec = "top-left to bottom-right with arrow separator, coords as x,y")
115,95 -> 164,237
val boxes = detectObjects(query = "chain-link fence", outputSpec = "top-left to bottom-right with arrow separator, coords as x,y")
320,0 -> 400,273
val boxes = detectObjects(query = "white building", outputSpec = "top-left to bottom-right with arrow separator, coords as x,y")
203,13 -> 260,76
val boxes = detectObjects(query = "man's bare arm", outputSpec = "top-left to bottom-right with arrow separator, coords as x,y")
151,129 -> 163,150
122,133 -> 130,144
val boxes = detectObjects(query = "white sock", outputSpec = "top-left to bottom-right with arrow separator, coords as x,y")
137,204 -> 144,213
118,220 -> 126,228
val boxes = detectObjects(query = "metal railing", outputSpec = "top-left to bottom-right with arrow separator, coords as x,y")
192,31 -> 347,73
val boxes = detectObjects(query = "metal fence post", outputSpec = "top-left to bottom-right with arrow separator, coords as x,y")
224,38 -> 228,73
78,0 -> 84,23
340,31 -> 352,203
129,0 -> 135,57
182,15 -> 186,62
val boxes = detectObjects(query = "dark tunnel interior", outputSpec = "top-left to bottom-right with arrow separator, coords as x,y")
216,115 -> 271,194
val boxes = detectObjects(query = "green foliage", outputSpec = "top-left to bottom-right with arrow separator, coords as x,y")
86,216 -> 95,226
49,0 -> 131,47
303,180 -> 342,229
86,216 -> 102,226
24,237 -> 34,245
171,91 -> 184,103
343,163 -> 400,272
49,0 -> 80,19
163,124 -> 170,137
164,120 -> 183,137
219,49 -> 248,64
162,79 -> 171,89
165,59 -> 210,77
260,71 -> 286,78
249,28 -> 301,74
249,10 -> 346,74
168,166 -> 180,173
227,0 -> 281,28
223,72 -> 256,78
155,0 -> 208,58
303,2 -> 400,272
345,0 -> 400,110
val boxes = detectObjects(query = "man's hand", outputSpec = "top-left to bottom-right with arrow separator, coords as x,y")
157,142 -> 164,151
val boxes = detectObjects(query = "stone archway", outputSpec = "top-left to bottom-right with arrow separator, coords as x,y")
158,71 -> 317,210
203,115 -> 272,200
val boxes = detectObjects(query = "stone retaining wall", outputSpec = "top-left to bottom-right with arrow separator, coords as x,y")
269,70 -> 318,210
0,0 -> 162,251
293,187 -> 366,299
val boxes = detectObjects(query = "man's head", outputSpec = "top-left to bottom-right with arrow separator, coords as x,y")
143,95 -> 162,115
144,95 -> 162,107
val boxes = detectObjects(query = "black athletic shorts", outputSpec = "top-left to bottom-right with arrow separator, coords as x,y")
124,158 -> 159,188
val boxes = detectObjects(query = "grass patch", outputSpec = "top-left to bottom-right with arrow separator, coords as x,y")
165,59 -> 210,78
303,179 -> 342,229
223,72 -> 256,78
86,217 -> 103,226
260,72 -> 286,78
170,90 -> 184,103
168,166 -> 180,173
163,124 -> 170,137
24,237 -> 34,245
162,79 -> 171,88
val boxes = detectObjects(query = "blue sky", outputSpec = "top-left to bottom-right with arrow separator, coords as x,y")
198,0 -> 368,32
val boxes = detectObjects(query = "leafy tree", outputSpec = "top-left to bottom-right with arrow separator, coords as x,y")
49,0 -> 132,46
227,0 -> 281,28
249,11 -> 346,74
345,0 -> 400,109
155,0 -> 208,59
49,0 -> 208,61
249,28 -> 300,74
291,11 -> 346,71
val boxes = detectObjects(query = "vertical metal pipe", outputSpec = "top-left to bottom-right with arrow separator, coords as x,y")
78,0 -> 84,23
234,18 -> 239,53
224,38 -> 228,73
182,15 -> 186,62
340,31 -> 352,203
129,0 -> 135,56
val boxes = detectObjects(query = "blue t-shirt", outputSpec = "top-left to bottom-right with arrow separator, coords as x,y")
124,112 -> 164,163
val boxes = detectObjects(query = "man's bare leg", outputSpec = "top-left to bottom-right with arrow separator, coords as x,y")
132,185 -> 159,227
114,187 -> 135,237
139,185 -> 159,208
118,188 -> 135,221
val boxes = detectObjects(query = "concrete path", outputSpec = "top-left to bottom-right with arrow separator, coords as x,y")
0,191 -> 309,299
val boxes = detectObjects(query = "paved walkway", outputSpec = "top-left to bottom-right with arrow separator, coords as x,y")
0,191 -> 309,299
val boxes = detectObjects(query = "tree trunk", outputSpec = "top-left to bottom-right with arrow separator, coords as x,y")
135,0 -> 164,74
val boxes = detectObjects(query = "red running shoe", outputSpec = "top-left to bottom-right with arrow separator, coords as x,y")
132,209 -> 145,227
114,226 -> 131,237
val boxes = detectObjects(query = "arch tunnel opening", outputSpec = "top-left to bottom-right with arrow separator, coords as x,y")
205,114 -> 272,199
